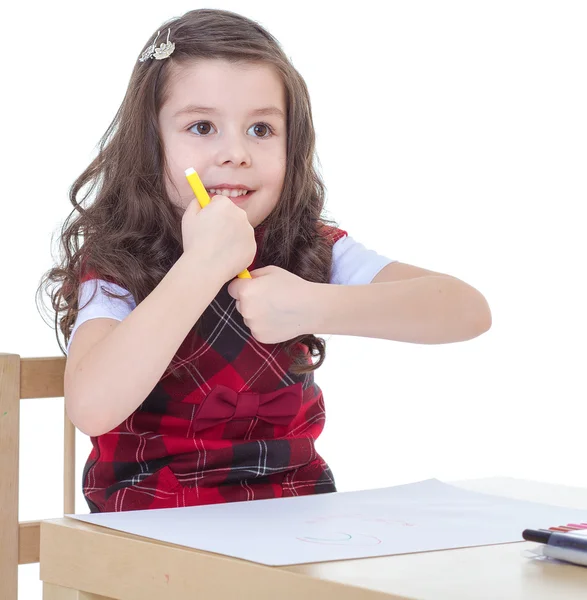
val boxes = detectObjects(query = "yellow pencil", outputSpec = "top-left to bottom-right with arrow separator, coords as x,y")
184,167 -> 251,279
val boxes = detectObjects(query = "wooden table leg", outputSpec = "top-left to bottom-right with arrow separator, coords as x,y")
43,582 -> 113,600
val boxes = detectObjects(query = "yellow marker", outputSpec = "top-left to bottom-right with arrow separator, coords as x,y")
185,167 -> 251,279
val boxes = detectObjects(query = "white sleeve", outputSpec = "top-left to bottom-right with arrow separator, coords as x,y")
66,279 -> 136,354
330,235 -> 396,285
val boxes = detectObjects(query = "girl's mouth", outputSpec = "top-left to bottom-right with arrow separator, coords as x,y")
206,189 -> 255,204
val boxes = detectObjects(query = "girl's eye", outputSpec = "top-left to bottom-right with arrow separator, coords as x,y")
247,123 -> 274,138
190,121 -> 216,136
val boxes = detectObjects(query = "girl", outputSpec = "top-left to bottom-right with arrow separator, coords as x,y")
40,9 -> 491,513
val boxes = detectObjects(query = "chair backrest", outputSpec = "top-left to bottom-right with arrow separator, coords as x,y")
0,354 -> 72,600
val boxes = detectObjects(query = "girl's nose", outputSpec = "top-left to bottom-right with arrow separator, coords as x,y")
216,131 -> 252,167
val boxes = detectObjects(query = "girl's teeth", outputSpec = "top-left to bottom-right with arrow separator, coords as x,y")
208,188 -> 250,198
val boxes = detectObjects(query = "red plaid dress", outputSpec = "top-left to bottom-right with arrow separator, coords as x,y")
81,226 -> 347,512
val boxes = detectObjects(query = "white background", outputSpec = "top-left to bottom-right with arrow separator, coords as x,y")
2,1 -> 586,597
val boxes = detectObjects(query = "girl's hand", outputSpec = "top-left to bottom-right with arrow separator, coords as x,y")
227,266 -> 320,344
181,195 -> 256,281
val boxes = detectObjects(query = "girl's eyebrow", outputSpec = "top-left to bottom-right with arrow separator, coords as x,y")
173,105 -> 285,120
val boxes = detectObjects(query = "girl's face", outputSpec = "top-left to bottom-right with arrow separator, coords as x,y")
159,59 -> 287,228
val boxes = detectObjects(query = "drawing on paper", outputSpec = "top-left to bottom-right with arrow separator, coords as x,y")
296,513 -> 416,546
297,532 -> 382,546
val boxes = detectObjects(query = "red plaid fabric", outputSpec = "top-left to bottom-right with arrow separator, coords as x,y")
81,225 -> 347,512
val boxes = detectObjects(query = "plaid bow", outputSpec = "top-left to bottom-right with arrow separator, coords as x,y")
191,383 -> 303,433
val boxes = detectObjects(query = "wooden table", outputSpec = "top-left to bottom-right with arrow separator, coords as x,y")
40,478 -> 587,599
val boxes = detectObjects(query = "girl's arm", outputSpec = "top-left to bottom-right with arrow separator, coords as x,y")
64,254 -> 227,437
228,262 -> 491,345
65,195 -> 254,437
313,262 -> 491,343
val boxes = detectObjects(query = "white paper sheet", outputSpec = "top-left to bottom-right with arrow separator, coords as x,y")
68,479 -> 587,566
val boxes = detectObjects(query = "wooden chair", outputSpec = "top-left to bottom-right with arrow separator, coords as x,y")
0,354 -> 74,600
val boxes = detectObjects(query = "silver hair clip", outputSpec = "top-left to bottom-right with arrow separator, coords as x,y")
138,29 -> 175,63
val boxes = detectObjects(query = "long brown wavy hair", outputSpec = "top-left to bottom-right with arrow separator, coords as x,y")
37,8 -> 336,374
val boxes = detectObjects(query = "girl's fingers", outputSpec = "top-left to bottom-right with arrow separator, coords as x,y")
249,266 -> 273,278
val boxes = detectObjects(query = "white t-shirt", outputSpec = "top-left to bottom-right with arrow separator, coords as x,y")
67,235 -> 395,352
